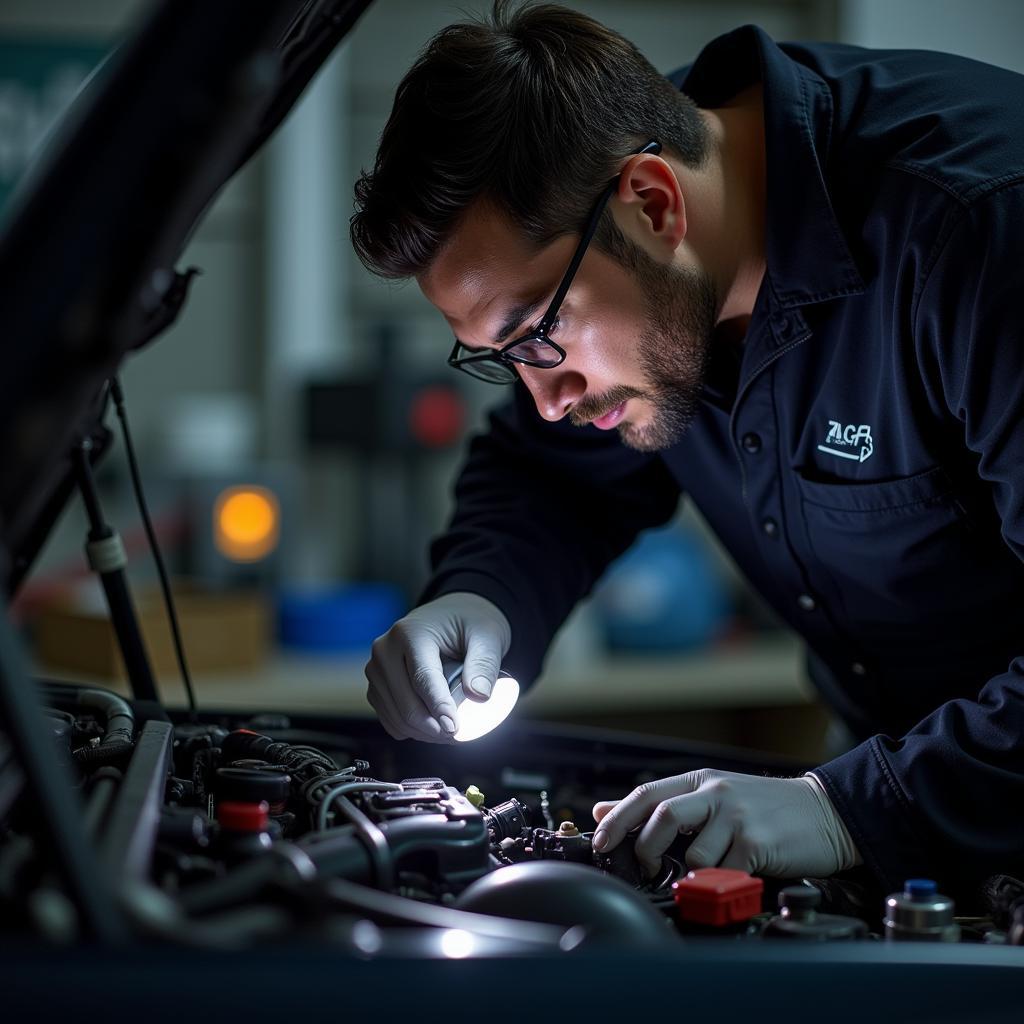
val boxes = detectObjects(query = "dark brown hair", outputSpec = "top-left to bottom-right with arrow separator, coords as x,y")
350,0 -> 709,279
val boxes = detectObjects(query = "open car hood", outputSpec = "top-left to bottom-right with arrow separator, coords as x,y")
0,0 -> 372,595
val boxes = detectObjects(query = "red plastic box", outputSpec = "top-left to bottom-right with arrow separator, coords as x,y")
672,868 -> 764,926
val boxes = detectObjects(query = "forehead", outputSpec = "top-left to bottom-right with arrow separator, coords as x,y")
418,200 -> 573,340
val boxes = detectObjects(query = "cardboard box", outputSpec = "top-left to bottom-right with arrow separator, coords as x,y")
32,584 -> 272,680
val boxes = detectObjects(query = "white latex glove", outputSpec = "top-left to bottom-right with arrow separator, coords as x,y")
591,769 -> 862,879
364,592 -> 511,743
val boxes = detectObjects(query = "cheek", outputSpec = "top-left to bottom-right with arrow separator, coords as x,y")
574,311 -> 643,378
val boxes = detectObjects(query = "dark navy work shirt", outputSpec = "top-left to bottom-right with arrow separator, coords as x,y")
422,26 -> 1024,900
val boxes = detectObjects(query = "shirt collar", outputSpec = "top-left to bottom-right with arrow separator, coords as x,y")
681,25 -> 865,309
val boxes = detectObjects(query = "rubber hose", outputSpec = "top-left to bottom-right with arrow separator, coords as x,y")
76,689 -> 135,747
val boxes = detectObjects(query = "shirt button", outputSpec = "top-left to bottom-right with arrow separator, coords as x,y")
741,432 -> 762,453
762,517 -> 778,537
851,662 -> 867,677
797,594 -> 817,612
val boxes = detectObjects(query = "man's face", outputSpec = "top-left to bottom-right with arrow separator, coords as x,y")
418,201 -> 717,452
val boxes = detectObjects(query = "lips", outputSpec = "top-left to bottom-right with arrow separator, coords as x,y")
591,401 -> 627,430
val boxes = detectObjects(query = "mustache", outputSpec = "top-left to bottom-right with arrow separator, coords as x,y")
570,385 -> 644,427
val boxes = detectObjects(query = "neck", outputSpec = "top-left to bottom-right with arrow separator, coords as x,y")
686,85 -> 767,330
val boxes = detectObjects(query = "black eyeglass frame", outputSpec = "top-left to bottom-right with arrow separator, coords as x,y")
447,140 -> 663,384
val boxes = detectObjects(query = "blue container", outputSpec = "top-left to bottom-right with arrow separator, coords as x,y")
592,525 -> 731,653
277,584 -> 406,654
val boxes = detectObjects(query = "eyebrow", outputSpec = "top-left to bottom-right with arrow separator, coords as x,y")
494,293 -> 549,346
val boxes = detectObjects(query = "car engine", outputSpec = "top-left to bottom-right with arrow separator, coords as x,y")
5,681 -> 1024,958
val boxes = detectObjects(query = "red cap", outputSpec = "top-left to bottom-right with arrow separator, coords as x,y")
218,800 -> 270,832
672,868 -> 764,926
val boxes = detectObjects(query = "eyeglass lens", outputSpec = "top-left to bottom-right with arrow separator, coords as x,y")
460,357 -> 518,383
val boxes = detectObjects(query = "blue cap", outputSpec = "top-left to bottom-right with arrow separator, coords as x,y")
904,878 -> 937,900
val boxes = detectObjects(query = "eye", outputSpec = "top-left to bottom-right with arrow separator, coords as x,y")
526,315 -> 562,338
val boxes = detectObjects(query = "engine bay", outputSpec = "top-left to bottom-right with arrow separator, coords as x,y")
5,681 -> 1023,957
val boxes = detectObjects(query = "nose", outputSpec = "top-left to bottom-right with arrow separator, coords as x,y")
516,364 -> 585,422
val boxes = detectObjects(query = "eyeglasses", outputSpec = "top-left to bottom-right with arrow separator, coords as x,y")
447,140 -> 662,384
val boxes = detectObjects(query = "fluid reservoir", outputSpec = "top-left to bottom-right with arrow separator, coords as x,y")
883,879 -> 960,942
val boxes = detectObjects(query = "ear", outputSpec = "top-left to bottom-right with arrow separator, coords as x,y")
614,153 -> 687,254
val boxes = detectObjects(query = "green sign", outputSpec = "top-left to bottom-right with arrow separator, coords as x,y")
0,37 -> 111,212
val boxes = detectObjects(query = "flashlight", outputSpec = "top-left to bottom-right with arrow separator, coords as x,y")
443,660 -> 519,742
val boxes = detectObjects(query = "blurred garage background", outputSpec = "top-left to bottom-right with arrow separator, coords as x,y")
2,0 -> 1021,760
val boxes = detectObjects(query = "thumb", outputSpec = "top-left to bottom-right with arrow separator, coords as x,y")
592,800 -> 619,824
460,632 -> 502,702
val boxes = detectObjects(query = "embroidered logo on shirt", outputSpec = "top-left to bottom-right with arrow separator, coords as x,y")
818,421 -> 874,463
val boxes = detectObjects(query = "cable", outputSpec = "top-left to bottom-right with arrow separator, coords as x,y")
315,780 -> 399,832
332,795 -> 393,890
108,377 -> 197,720
301,776 -> 348,804
311,780 -> 400,890
299,767 -> 358,803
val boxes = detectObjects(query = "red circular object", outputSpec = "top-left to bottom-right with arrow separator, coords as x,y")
218,800 -> 270,832
408,387 -> 465,448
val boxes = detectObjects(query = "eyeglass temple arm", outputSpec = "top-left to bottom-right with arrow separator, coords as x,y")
536,140 -> 662,334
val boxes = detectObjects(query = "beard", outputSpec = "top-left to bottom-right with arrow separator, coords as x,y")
569,237 -> 717,452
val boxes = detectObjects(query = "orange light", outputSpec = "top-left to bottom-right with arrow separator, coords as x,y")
213,486 -> 280,563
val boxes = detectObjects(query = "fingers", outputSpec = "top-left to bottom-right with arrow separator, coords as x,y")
681,811 -> 736,871
460,632 -> 502,702
361,592 -> 512,742
365,665 -> 411,740
591,773 -> 703,853
364,629 -> 457,744
633,790 -> 713,876
365,654 -> 433,740
719,842 -> 758,874
590,770 -> 816,878
403,647 -> 459,737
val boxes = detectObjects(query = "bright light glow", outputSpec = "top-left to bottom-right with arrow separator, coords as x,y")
214,486 -> 280,562
440,928 -> 475,959
351,920 -> 382,955
451,675 -> 519,742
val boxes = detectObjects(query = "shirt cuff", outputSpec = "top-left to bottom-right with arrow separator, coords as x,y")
813,738 -> 934,892
804,771 -> 863,871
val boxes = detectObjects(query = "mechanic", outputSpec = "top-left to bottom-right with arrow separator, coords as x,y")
350,1 -> 1024,900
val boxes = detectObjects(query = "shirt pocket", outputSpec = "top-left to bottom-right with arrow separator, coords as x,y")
793,465 -> 968,632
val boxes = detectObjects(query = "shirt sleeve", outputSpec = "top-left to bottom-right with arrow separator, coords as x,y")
419,382 -> 681,687
814,183 -> 1024,901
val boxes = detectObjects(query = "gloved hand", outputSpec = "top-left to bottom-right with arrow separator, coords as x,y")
591,769 -> 862,879
364,592 -> 511,743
